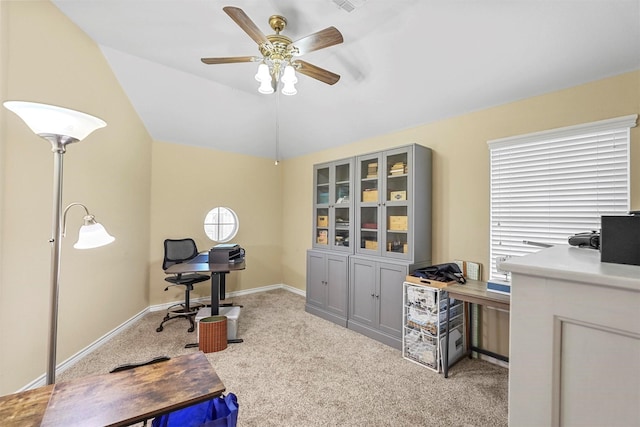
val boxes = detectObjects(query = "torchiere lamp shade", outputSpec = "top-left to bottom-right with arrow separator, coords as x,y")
3,101 -> 106,140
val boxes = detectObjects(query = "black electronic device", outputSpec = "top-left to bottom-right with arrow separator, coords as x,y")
568,231 -> 600,249
209,243 -> 244,263
600,213 -> 640,266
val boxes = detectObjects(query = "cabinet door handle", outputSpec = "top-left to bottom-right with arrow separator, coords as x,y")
375,294 -> 380,298
370,293 -> 375,297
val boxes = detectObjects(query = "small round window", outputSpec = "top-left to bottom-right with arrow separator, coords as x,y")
204,207 -> 239,242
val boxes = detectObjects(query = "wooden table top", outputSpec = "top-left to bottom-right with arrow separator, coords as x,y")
0,352 -> 225,427
0,384 -> 54,426
446,279 -> 511,311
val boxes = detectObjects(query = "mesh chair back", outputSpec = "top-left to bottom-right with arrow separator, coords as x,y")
163,238 -> 199,270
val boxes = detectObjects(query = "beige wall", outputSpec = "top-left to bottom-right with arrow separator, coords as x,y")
148,141 -> 282,306
0,1 -> 152,393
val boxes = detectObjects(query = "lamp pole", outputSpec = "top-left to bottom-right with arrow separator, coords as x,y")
45,135 -> 77,385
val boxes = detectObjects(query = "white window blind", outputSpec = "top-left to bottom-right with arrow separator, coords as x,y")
488,115 -> 637,280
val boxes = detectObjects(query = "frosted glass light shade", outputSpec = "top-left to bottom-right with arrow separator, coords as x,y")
254,63 -> 271,82
3,101 -> 106,141
281,65 -> 297,84
282,81 -> 297,96
73,220 -> 115,249
258,79 -> 275,94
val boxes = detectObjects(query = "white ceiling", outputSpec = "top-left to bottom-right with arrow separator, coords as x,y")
51,0 -> 640,160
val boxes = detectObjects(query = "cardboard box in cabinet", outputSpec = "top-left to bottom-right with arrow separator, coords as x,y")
390,190 -> 407,201
317,215 -> 328,227
362,189 -> 378,202
389,215 -> 408,231
365,240 -> 378,250
367,162 -> 378,178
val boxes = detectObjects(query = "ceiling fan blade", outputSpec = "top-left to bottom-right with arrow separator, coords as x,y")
292,27 -> 344,56
294,60 -> 341,85
201,56 -> 259,65
223,6 -> 270,46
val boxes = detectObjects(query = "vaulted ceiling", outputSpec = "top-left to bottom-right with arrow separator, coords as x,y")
51,0 -> 640,160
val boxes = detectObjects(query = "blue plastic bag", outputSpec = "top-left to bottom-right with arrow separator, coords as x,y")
152,393 -> 239,427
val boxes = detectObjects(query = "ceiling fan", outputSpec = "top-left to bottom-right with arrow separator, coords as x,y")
201,6 -> 344,94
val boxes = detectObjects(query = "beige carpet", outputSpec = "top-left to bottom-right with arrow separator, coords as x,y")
59,289 -> 508,426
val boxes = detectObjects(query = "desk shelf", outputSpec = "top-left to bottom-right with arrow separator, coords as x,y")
402,282 -> 464,372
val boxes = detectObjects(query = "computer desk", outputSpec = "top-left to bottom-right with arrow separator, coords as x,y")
0,352 -> 224,426
443,279 -> 510,378
165,253 -> 246,316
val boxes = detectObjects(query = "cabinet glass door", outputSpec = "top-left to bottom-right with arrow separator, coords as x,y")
384,151 -> 409,257
314,166 -> 330,248
313,160 -> 353,252
358,156 -> 381,254
334,162 -> 351,249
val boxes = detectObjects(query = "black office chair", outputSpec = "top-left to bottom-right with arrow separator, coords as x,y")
156,238 -> 210,333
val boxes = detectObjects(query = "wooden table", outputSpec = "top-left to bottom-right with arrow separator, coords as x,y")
165,253 -> 246,316
443,279 -> 510,378
0,352 -> 225,427
0,385 -> 54,426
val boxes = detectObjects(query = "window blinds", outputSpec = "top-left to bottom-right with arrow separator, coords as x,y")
488,115 -> 637,279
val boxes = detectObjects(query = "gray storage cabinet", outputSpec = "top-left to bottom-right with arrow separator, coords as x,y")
306,143 -> 432,347
348,256 -> 409,349
305,250 -> 349,327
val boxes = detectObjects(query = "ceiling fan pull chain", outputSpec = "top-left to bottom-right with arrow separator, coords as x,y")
275,90 -> 280,166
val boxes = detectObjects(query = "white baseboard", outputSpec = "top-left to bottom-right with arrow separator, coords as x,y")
149,283 -> 306,311
20,307 -> 149,392
23,284 -> 305,391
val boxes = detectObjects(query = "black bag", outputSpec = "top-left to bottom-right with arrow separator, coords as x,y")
411,263 -> 466,284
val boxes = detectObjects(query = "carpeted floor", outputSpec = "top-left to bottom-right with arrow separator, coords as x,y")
59,289 -> 508,426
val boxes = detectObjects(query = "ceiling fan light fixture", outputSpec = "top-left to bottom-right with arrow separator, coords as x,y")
281,65 -> 297,84
281,81 -> 297,96
258,79 -> 275,94
255,63 -> 271,82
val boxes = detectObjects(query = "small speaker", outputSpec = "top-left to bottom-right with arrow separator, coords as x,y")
600,214 -> 640,266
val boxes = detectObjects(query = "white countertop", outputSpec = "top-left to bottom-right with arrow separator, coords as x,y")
500,245 -> 640,292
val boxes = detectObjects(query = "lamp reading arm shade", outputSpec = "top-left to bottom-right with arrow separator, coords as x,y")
74,216 -> 115,249
62,203 -> 115,249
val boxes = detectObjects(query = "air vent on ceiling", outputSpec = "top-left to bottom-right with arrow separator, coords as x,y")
331,0 -> 367,12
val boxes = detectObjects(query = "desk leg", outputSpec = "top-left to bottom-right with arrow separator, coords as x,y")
210,273 -> 221,316
219,274 -> 226,301
467,303 -> 510,363
469,303 -> 475,359
444,292 -> 451,378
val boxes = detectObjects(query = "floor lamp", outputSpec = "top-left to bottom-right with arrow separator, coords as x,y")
3,101 -> 115,385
